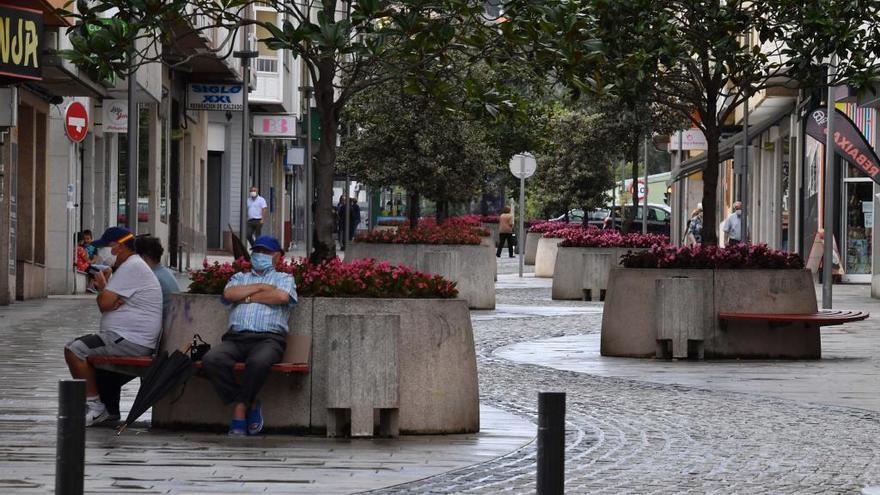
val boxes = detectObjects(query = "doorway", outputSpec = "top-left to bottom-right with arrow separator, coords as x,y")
206,151 -> 223,249
842,165 -> 872,283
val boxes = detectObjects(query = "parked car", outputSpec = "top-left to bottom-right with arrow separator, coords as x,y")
552,208 -> 610,228
603,203 -> 671,235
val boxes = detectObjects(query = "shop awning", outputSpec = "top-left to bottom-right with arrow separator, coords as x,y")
669,101 -> 796,183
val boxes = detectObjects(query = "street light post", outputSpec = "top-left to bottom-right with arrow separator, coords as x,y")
126,47 -> 138,233
301,86 -> 314,258
233,40 -> 258,247
822,57 -> 837,309
509,153 -> 537,278
642,133 -> 649,234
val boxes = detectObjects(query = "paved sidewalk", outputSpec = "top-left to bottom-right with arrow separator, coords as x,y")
0,296 -> 533,494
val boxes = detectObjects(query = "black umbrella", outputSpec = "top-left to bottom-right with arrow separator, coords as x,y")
116,350 -> 194,435
228,224 -> 250,262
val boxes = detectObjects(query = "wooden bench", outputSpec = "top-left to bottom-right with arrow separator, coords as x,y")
718,310 -> 869,329
87,355 -> 309,377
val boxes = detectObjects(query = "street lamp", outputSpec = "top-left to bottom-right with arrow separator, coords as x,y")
233,36 -> 258,246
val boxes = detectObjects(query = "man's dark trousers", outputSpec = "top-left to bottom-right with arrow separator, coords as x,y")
246,219 -> 262,247
202,331 -> 286,405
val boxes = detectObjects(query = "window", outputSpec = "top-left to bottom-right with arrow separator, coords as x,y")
651,208 -> 668,222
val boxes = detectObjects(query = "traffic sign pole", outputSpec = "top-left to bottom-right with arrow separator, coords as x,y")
519,158 -> 525,278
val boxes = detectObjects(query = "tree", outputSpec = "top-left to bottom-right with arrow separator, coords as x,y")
337,80 -> 498,227
531,105 -> 617,221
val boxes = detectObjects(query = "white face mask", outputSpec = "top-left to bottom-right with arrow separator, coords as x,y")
99,247 -> 117,266
250,191 -> 258,198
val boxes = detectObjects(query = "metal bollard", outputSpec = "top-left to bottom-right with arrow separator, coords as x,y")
56,379 -> 86,495
537,392 -> 566,495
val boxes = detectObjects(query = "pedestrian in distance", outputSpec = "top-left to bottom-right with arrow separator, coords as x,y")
63,227 -> 163,426
348,197 -> 361,242
497,206 -> 515,258
722,201 -> 743,246
684,203 -> 703,246
246,186 -> 269,247
201,235 -> 298,436
336,195 -> 348,250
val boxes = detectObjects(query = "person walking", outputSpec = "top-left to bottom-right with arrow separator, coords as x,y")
348,197 -> 361,242
63,227 -> 163,426
722,201 -> 743,246
246,186 -> 268,247
684,203 -> 703,246
201,235 -> 298,436
497,206 -> 515,258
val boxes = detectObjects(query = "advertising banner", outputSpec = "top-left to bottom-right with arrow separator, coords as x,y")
0,4 -> 43,80
806,107 -> 880,185
187,83 -> 243,111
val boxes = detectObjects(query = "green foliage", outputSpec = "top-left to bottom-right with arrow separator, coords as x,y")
337,80 -> 498,206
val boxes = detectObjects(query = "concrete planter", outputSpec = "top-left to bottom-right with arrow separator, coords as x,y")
552,247 -> 644,300
524,232 -> 542,265
479,235 -> 498,281
601,268 -> 818,359
534,237 -> 563,278
153,293 -> 479,435
345,242 -> 495,309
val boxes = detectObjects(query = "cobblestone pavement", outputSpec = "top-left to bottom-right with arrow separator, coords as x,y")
370,269 -> 880,494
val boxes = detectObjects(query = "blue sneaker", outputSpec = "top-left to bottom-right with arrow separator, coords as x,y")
247,401 -> 263,435
228,418 -> 247,436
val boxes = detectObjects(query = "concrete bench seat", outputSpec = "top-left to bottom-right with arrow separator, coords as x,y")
87,355 -> 310,377
718,310 -> 869,327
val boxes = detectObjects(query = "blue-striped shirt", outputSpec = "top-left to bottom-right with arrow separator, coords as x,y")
224,269 -> 298,335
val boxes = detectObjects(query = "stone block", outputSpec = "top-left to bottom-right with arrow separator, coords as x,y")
534,237 -> 563,278
326,314 -> 401,437
655,277 -> 711,359
524,232 -> 541,265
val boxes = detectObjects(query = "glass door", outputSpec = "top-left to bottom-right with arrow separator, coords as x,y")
842,180 -> 873,282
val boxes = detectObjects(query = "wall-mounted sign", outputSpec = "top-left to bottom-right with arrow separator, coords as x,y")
101,99 -> 127,133
669,129 -> 707,151
187,83 -> 243,111
0,4 -> 43,80
253,114 -> 297,138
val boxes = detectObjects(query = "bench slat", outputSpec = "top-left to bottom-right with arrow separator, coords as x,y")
718,310 -> 869,326
88,355 -> 309,373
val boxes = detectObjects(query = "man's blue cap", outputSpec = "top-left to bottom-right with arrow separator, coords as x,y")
252,235 -> 283,253
92,227 -> 134,247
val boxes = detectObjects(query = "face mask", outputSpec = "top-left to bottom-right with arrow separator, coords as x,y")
250,191 -> 258,198
100,247 -> 117,266
251,253 -> 274,273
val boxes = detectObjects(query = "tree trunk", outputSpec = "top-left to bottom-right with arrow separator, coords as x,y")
701,125 -> 721,246
437,201 -> 449,224
311,60 -> 339,263
407,191 -> 420,229
622,137 -> 641,234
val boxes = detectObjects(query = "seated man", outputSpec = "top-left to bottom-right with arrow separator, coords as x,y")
96,235 -> 181,421
64,227 -> 163,426
202,235 -> 298,436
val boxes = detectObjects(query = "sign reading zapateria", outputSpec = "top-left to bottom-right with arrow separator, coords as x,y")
187,83 -> 243,111
806,107 -> 880,185
0,4 -> 43,81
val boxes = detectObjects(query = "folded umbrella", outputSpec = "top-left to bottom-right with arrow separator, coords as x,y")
228,224 -> 250,262
116,350 -> 194,435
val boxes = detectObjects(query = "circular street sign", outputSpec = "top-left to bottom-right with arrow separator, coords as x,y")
629,178 -> 648,200
65,102 -> 89,143
509,152 -> 537,179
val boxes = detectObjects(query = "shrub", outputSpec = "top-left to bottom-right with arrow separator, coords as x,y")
540,224 -> 597,238
376,219 -> 408,227
189,257 -> 458,298
620,243 -> 805,269
527,220 -> 568,234
559,230 -> 668,248
356,223 -> 482,245
480,215 -> 500,224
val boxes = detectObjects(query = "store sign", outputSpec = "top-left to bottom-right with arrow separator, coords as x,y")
253,114 -> 297,138
101,99 -> 127,133
806,107 -> 880,185
669,129 -> 707,151
187,83 -> 243,111
0,4 -> 43,81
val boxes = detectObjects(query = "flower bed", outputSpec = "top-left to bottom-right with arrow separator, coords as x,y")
377,219 -> 408,227
419,215 -> 482,228
357,223 -> 482,245
527,220 -> 567,234
480,215 -> 499,224
558,229 -> 668,248
189,257 -> 458,298
620,244 -> 804,269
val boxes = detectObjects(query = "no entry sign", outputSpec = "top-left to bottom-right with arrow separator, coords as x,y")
65,102 -> 89,142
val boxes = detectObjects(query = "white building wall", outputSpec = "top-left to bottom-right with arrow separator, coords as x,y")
46,100 -> 79,295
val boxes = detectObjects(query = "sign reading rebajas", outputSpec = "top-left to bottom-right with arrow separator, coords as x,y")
187,83 -> 243,111
0,4 -> 43,80
806,107 -> 880,185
